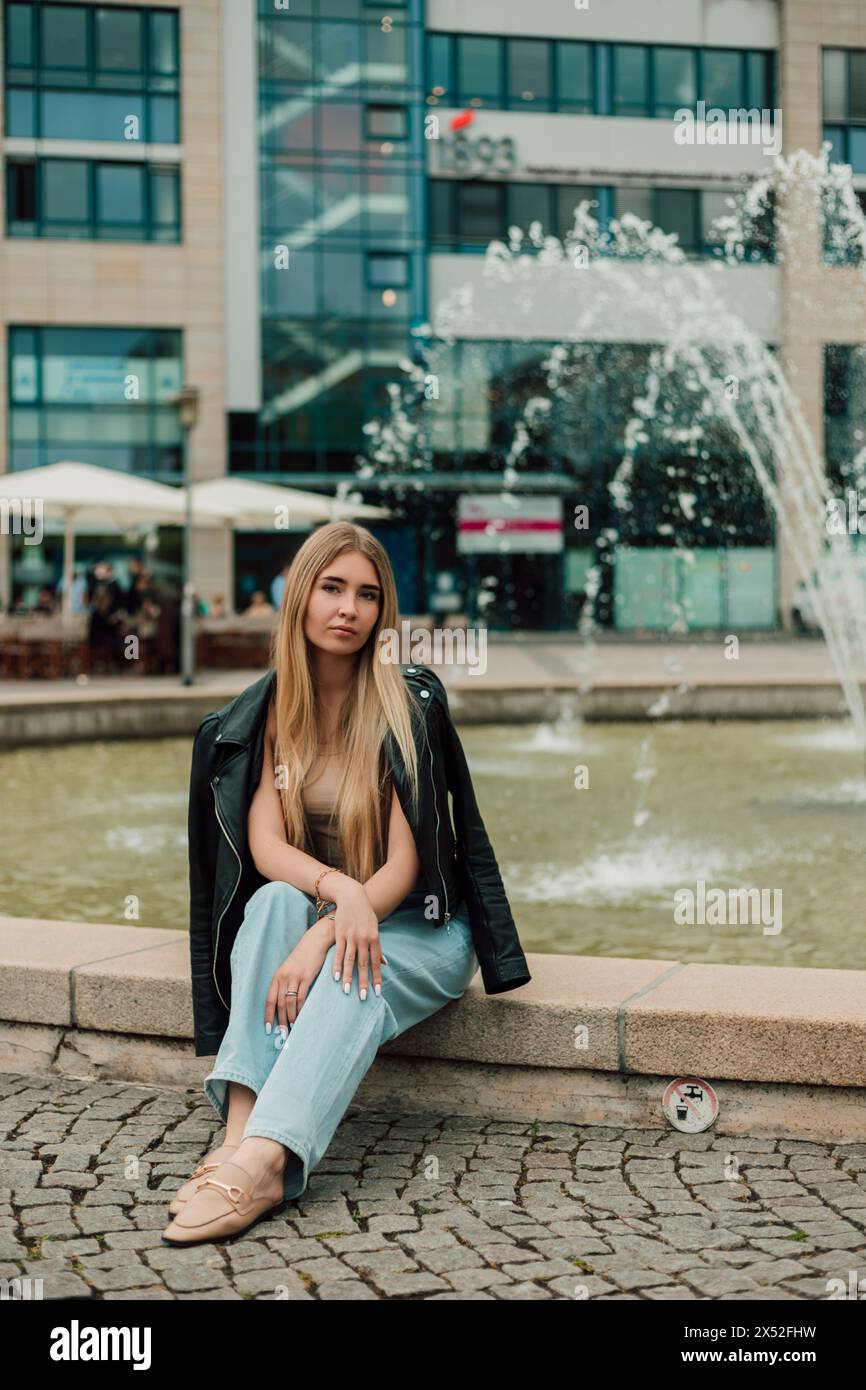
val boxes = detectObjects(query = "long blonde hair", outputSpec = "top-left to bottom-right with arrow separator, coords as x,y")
268,521 -> 421,883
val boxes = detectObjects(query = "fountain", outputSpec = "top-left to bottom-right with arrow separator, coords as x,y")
360,146 -> 866,752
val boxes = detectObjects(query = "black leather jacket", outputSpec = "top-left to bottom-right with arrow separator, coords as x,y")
188,663 -> 531,1056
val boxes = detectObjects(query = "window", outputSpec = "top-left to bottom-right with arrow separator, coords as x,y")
43,159 -> 89,230
7,325 -> 184,477
555,184 -> 597,239
824,50 -> 847,121
656,189 -> 699,253
613,185 -> 770,259
612,45 -> 649,116
5,157 -> 181,241
457,181 -> 502,244
557,42 -> 593,113
823,49 -> 866,172
456,35 -> 503,106
746,51 -> 772,108
6,160 -> 36,230
654,47 -> 696,117
424,35 -> 772,119
427,32 -> 452,101
825,345 -> 852,416
96,6 -> 144,76
825,345 -> 866,492
42,4 -> 88,74
614,186 -> 653,223
508,39 -> 551,110
507,183 -> 553,236
701,190 -> 734,250
822,186 -> 866,266
366,252 -> 410,287
97,164 -> 146,233
428,180 -> 454,246
3,3 -> 180,142
702,49 -> 742,108
5,2 -> 34,66
428,179 -> 770,260
366,104 -> 408,140
852,51 -> 866,121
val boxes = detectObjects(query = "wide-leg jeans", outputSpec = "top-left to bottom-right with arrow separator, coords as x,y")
202,879 -> 478,1200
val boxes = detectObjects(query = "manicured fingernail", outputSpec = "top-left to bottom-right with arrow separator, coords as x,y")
343,981 -> 350,994
360,988 -> 367,1001
265,1022 -> 271,1034
281,1026 -> 288,1041
333,970 -> 340,980
274,1034 -> 282,1050
374,984 -> 381,996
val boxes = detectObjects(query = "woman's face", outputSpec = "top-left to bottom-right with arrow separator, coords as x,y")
303,549 -> 382,656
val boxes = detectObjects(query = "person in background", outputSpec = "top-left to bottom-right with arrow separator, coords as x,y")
153,580 -> 181,675
35,586 -> 56,615
88,566 -> 124,672
270,564 -> 291,611
124,558 -> 146,617
241,590 -> 275,620
54,565 -> 88,614
209,594 -> 227,619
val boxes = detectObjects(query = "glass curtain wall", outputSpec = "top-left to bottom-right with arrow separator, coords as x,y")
242,0 -> 426,477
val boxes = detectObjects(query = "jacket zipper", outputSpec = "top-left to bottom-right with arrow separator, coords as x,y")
422,714 -> 451,928
211,777 -> 242,1011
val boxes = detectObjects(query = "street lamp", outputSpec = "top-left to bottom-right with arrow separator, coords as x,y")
168,385 -> 200,686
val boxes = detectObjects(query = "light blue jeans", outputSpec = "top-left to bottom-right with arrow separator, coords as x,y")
202,879 -> 478,1201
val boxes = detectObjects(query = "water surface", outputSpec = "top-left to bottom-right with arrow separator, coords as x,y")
2,719 -> 864,969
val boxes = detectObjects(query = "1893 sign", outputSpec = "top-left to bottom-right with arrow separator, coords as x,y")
437,132 -> 518,174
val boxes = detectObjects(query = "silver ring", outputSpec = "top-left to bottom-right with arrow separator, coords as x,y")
284,989 -> 297,997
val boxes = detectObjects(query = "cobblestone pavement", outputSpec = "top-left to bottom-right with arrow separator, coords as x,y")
2,1074 -> 865,1301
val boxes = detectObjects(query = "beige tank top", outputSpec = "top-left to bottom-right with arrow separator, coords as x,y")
300,739 -> 423,890
302,748 -> 345,869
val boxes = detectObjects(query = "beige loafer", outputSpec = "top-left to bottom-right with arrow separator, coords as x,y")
162,1160 -> 286,1246
167,1143 -> 238,1217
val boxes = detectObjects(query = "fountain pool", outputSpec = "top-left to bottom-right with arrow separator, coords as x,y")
2,719 -> 864,972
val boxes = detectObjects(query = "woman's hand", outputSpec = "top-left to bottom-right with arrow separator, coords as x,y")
264,918 -> 335,1038
329,881 -> 388,1001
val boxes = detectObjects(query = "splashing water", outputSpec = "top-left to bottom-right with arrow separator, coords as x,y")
358,146 -> 866,750
483,147 -> 866,748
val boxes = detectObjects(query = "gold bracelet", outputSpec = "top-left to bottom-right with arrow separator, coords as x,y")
313,866 -> 340,918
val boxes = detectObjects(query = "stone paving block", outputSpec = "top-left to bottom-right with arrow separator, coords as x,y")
284,1255 -> 358,1284
316,1280 -> 379,1299
367,1270 -> 451,1297
80,1264 -> 163,1292
414,1246 -> 485,1275
492,1279 -> 555,1299
682,1267 -> 762,1296
442,1266 -> 515,1291
158,1266 -> 232,1294
103,1287 -> 175,1300
234,1267 -> 313,1298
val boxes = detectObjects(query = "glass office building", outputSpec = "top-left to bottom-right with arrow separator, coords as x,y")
225,1 -> 782,629
1,0 -> 863,631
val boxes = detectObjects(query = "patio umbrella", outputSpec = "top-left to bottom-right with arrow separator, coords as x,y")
189,476 -> 392,527
189,478 -> 392,615
0,460 -> 212,619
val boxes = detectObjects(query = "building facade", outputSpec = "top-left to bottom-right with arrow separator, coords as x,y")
1,0 -> 864,631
